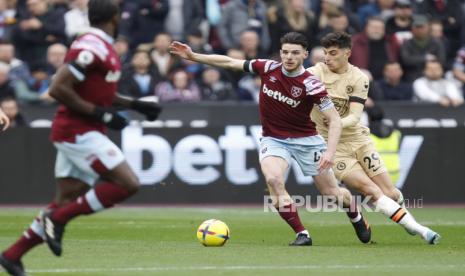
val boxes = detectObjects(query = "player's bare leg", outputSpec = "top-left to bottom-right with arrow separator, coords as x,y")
313,170 -> 371,243
42,161 -> 139,256
343,170 -> 440,244
371,172 -> 405,206
261,156 -> 311,246
1,179 -> 89,276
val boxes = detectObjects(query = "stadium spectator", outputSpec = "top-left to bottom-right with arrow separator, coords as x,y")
12,0 -> 66,65
155,69 -> 201,102
0,62 -> 15,100
239,30 -> 266,60
316,10 -> 358,42
413,60 -> 463,106
149,32 -> 183,78
28,62 -> 50,95
0,0 -> 16,43
350,16 -> 400,80
400,14 -> 446,81
452,45 -> 465,97
186,28 -> 213,55
309,46 -> 325,65
357,0 -> 395,27
361,68 -> 384,101
217,0 -> 270,53
119,49 -> 161,98
417,0 -> 463,71
46,43 -> 67,75
223,48 -> 246,89
385,0 -> 413,44
0,97 -> 27,126
118,0 -> 169,50
268,0 -> 317,54
429,20 -> 451,68
199,67 -> 236,101
377,61 -> 413,100
237,73 -> 261,102
114,36 -> 130,65
315,0 -> 360,32
0,43 -> 31,85
164,0 -> 204,41
64,0 -> 90,40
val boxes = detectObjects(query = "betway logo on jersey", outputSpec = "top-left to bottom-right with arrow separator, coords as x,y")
262,84 -> 301,108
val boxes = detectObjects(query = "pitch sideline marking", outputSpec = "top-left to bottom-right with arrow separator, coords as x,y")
26,264 -> 465,273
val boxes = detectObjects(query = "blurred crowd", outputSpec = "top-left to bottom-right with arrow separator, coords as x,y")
1,0 -> 465,127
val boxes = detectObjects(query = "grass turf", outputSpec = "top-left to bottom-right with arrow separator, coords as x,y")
1,207 -> 464,275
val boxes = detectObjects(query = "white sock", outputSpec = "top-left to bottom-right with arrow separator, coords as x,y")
373,195 -> 429,238
297,230 -> 309,237
350,213 -> 362,223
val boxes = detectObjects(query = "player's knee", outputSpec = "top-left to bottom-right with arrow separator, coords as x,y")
266,177 -> 284,193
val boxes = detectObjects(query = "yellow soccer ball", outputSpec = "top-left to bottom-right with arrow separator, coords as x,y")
197,219 -> 230,246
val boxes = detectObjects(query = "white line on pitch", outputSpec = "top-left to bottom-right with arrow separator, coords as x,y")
27,264 -> 465,273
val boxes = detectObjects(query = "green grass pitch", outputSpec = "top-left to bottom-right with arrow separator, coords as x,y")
1,207 -> 464,275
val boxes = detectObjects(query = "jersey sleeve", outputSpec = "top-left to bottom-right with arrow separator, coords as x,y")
243,59 -> 280,76
303,76 -> 334,111
349,73 -> 369,104
65,34 -> 107,81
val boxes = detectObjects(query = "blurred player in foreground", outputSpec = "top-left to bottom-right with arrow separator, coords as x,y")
0,1 -> 161,275
170,32 -> 371,246
307,32 -> 440,244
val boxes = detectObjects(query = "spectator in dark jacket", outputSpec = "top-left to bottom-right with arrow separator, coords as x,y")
119,0 -> 169,50
350,16 -> 400,80
200,67 -> 235,101
119,50 -> 161,98
164,0 -> 204,41
12,0 -> 66,65
400,14 -> 446,81
417,0 -> 463,69
377,61 -> 413,100
217,0 -> 270,52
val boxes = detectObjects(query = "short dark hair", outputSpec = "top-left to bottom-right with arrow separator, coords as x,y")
88,0 -> 119,26
280,32 -> 308,50
320,32 -> 352,49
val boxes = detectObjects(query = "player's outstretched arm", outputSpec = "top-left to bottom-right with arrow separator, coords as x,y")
319,106 -> 342,172
0,107 -> 10,131
169,41 -> 245,71
49,67 -> 127,130
113,94 -> 162,121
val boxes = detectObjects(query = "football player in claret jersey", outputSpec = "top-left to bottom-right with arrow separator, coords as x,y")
307,32 -> 440,244
0,0 -> 162,275
170,32 -> 371,246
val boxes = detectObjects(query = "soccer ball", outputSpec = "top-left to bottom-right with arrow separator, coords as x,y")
197,219 -> 230,246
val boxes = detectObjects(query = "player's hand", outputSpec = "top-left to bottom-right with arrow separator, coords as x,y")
92,106 -> 128,130
131,100 -> 162,121
318,151 -> 334,173
169,41 -> 193,60
0,109 -> 10,131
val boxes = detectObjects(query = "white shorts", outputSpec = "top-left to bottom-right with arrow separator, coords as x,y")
259,135 -> 327,176
54,131 -> 125,186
